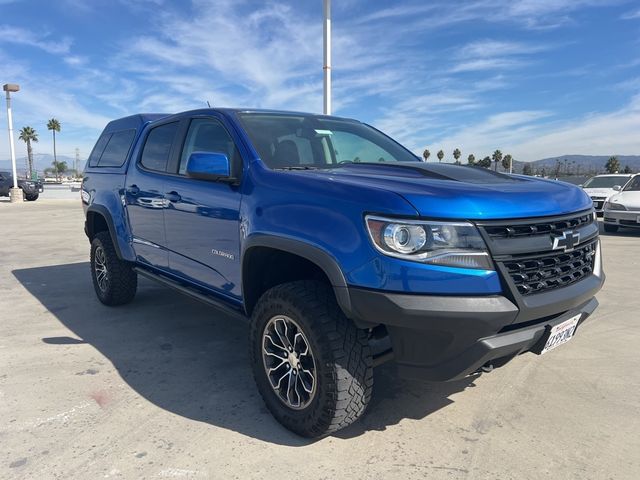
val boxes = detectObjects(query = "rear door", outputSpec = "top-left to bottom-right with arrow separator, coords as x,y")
125,120 -> 181,269
162,115 -> 243,300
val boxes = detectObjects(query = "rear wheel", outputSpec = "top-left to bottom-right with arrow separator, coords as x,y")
90,231 -> 137,305
249,280 -> 373,438
604,223 -> 618,233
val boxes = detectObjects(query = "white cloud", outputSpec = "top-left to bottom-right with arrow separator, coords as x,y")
621,8 -> 640,20
0,25 -> 72,54
420,96 -> 640,161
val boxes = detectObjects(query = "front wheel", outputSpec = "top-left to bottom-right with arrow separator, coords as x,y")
249,281 -> 373,437
25,193 -> 38,201
604,223 -> 618,233
90,231 -> 137,305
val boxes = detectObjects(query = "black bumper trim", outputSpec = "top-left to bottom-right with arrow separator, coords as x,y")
348,279 -> 601,382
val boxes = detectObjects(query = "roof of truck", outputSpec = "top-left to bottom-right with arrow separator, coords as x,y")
103,113 -> 169,133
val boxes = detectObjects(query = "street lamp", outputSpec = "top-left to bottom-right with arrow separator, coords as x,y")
323,0 -> 331,115
3,83 -> 22,202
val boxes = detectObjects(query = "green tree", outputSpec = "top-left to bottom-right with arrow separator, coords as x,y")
47,118 -> 62,181
477,156 -> 492,168
605,156 -> 620,174
437,149 -> 444,162
18,126 -> 38,179
53,160 -> 68,179
623,165 -> 632,174
422,148 -> 430,162
522,163 -> 533,176
502,154 -> 512,172
492,149 -> 502,172
467,154 -> 475,165
453,148 -> 461,164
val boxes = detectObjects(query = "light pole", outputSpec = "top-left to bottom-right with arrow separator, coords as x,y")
3,83 -> 22,202
323,0 -> 331,115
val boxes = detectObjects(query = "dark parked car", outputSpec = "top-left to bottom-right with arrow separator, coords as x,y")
0,171 -> 40,201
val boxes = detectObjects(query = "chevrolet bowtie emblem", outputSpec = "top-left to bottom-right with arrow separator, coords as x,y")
551,231 -> 580,253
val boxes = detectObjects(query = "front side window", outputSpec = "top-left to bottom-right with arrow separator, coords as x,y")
140,122 -> 179,172
238,113 -> 419,169
178,118 -> 239,175
623,175 -> 640,191
98,129 -> 136,167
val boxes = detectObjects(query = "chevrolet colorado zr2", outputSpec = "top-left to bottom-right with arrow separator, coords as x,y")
81,109 -> 604,437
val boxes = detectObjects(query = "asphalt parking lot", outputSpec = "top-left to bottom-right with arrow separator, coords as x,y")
1,200 -> 639,480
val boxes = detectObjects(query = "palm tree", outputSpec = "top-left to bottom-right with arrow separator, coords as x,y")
467,154 -> 475,165
47,118 -> 61,181
492,149 -> 502,172
422,148 -> 430,162
18,126 -> 38,179
502,154 -> 512,172
453,148 -> 461,164
437,149 -> 444,163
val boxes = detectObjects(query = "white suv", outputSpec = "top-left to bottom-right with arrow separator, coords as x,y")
582,174 -> 633,214
603,174 -> 640,233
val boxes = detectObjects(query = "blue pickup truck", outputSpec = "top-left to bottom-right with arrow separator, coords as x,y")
82,109 -> 604,437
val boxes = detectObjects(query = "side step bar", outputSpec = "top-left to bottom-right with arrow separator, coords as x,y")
133,267 -> 247,322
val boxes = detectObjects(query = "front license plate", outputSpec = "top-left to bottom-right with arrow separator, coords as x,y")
540,314 -> 581,354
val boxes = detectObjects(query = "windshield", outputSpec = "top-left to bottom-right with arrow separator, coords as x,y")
623,175 -> 640,191
238,113 -> 420,169
583,175 -> 629,188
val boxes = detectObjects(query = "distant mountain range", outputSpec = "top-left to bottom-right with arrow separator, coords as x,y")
0,153 -> 84,175
512,155 -> 640,175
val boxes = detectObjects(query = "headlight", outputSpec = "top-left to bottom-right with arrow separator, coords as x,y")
604,201 -> 626,211
365,215 -> 493,270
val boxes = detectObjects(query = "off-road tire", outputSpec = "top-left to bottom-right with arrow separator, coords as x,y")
25,193 -> 38,201
604,223 -> 618,233
250,280 -> 373,438
90,231 -> 137,306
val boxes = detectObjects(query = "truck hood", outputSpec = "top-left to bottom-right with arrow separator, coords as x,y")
300,163 -> 593,220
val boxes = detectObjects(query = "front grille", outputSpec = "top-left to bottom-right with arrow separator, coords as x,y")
620,220 -> 640,226
483,212 -> 593,238
502,240 -> 597,296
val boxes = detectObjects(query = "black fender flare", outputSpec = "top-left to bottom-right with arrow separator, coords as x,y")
85,204 -> 124,260
241,234 -> 355,320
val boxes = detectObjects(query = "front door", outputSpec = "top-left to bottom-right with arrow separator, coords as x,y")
125,121 -> 181,269
163,116 -> 243,300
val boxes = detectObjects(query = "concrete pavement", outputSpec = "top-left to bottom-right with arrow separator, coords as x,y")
1,201 -> 639,479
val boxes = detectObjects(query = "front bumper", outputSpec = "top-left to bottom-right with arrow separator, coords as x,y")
604,209 -> 640,228
348,272 -> 603,381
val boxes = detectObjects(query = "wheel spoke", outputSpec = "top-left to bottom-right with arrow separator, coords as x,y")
264,332 -> 287,354
293,332 -> 309,356
274,318 -> 291,349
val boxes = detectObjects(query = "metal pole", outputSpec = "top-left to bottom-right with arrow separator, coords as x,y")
323,0 -> 331,115
509,157 -> 513,174
5,90 -> 18,189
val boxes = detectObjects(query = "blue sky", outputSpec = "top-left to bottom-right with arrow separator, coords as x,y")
1,0 -> 640,164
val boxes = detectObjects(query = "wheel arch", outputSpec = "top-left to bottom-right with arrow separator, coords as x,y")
241,235 -> 354,319
85,205 -> 125,260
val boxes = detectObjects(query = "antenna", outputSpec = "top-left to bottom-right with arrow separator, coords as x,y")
206,101 -> 211,108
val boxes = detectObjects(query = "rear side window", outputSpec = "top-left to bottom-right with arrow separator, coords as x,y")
88,133 -> 111,167
97,129 -> 136,167
140,122 -> 179,172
